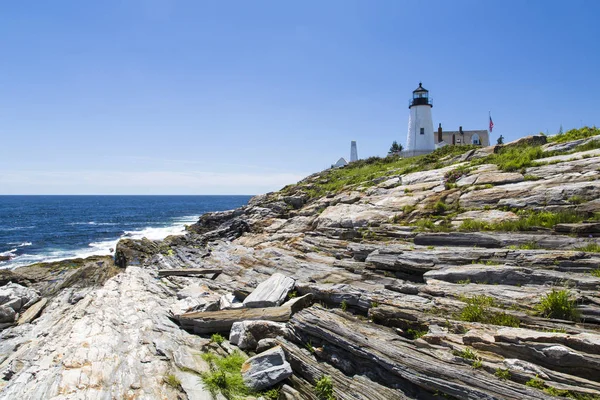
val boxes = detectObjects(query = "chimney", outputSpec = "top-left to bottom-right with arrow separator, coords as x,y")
437,123 -> 443,142
459,126 -> 464,135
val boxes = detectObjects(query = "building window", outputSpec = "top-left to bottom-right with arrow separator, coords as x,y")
472,133 -> 480,145
420,128 -> 424,135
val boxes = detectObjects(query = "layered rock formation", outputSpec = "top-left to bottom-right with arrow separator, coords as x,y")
1,130 -> 600,399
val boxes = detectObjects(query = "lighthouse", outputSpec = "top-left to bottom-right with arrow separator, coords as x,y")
406,83 -> 435,154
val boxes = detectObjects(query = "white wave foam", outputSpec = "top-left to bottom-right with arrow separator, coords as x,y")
1,216 -> 196,269
69,222 -> 118,226
7,242 -> 33,247
0,248 -> 17,257
0,226 -> 35,232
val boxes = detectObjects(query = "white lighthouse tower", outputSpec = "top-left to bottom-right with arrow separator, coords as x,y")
406,82 -> 435,155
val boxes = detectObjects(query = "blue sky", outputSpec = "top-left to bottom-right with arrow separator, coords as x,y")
1,0 -> 598,194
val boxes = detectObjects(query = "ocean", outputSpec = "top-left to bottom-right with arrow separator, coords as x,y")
0,195 -> 251,269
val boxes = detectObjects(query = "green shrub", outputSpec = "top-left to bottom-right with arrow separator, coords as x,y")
210,333 -> 225,345
472,359 -> 483,369
315,375 -> 335,400
573,139 -> 600,152
495,368 -> 511,380
201,351 -> 248,398
261,388 -> 281,399
536,289 -> 580,321
402,204 -> 416,214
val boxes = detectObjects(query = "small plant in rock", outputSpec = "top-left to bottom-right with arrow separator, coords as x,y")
340,299 -> 348,311
458,295 -> 520,327
261,388 -> 281,399
525,374 -> 546,390
495,368 -> 511,380
306,340 -> 315,353
536,289 -> 580,321
210,333 -> 225,345
568,195 -> 586,204
591,269 -> 600,278
315,375 -> 335,400
471,359 -> 483,369
288,290 -> 298,299
453,347 -> 479,361
407,328 -> 428,339
164,374 -> 182,390
433,200 -> 448,214
370,301 -> 379,308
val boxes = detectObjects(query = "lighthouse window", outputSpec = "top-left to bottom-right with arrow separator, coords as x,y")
420,128 -> 424,135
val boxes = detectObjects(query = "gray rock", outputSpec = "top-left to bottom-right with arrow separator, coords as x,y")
241,345 -> 292,390
17,297 -> 47,325
219,293 -> 243,310
243,273 -> 295,308
229,320 -> 288,350
256,338 -> 278,353
0,305 -> 16,323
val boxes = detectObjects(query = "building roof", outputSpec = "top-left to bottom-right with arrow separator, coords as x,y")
441,129 -> 488,135
413,82 -> 428,93
333,157 -> 348,168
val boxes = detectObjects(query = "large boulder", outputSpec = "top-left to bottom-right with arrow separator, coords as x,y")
0,283 -> 40,313
229,320 -> 289,350
241,345 -> 292,390
243,273 -> 295,308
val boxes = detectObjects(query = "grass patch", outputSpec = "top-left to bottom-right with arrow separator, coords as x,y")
200,351 -> 248,399
459,210 -> 596,232
573,139 -> 600,153
210,333 -> 225,345
548,126 -> 600,144
591,269 -> 600,278
476,142 -> 545,172
315,375 -> 335,400
458,295 -> 520,327
575,243 -> 600,253
524,174 -> 542,181
536,289 -> 580,321
568,195 -> 586,204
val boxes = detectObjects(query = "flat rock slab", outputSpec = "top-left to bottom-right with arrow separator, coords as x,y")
17,297 -> 48,325
475,172 -> 524,185
241,345 -> 292,390
555,223 -> 600,234
179,294 -> 312,334
243,273 -> 295,308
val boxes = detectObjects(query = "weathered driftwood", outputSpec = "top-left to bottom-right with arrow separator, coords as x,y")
278,339 -> 410,400
157,268 -> 222,279
288,306 -> 549,400
178,294 -> 312,334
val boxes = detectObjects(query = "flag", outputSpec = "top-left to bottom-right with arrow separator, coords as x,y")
489,115 -> 494,132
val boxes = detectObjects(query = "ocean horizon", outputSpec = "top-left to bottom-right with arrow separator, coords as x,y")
0,195 -> 252,269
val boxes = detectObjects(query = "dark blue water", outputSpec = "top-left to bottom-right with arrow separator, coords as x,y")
0,195 -> 251,268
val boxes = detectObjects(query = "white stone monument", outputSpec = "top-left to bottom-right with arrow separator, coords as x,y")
350,141 -> 358,162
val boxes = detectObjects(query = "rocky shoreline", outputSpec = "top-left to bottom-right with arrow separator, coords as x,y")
0,131 -> 599,399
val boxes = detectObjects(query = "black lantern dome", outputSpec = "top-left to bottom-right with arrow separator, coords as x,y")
409,82 -> 433,108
